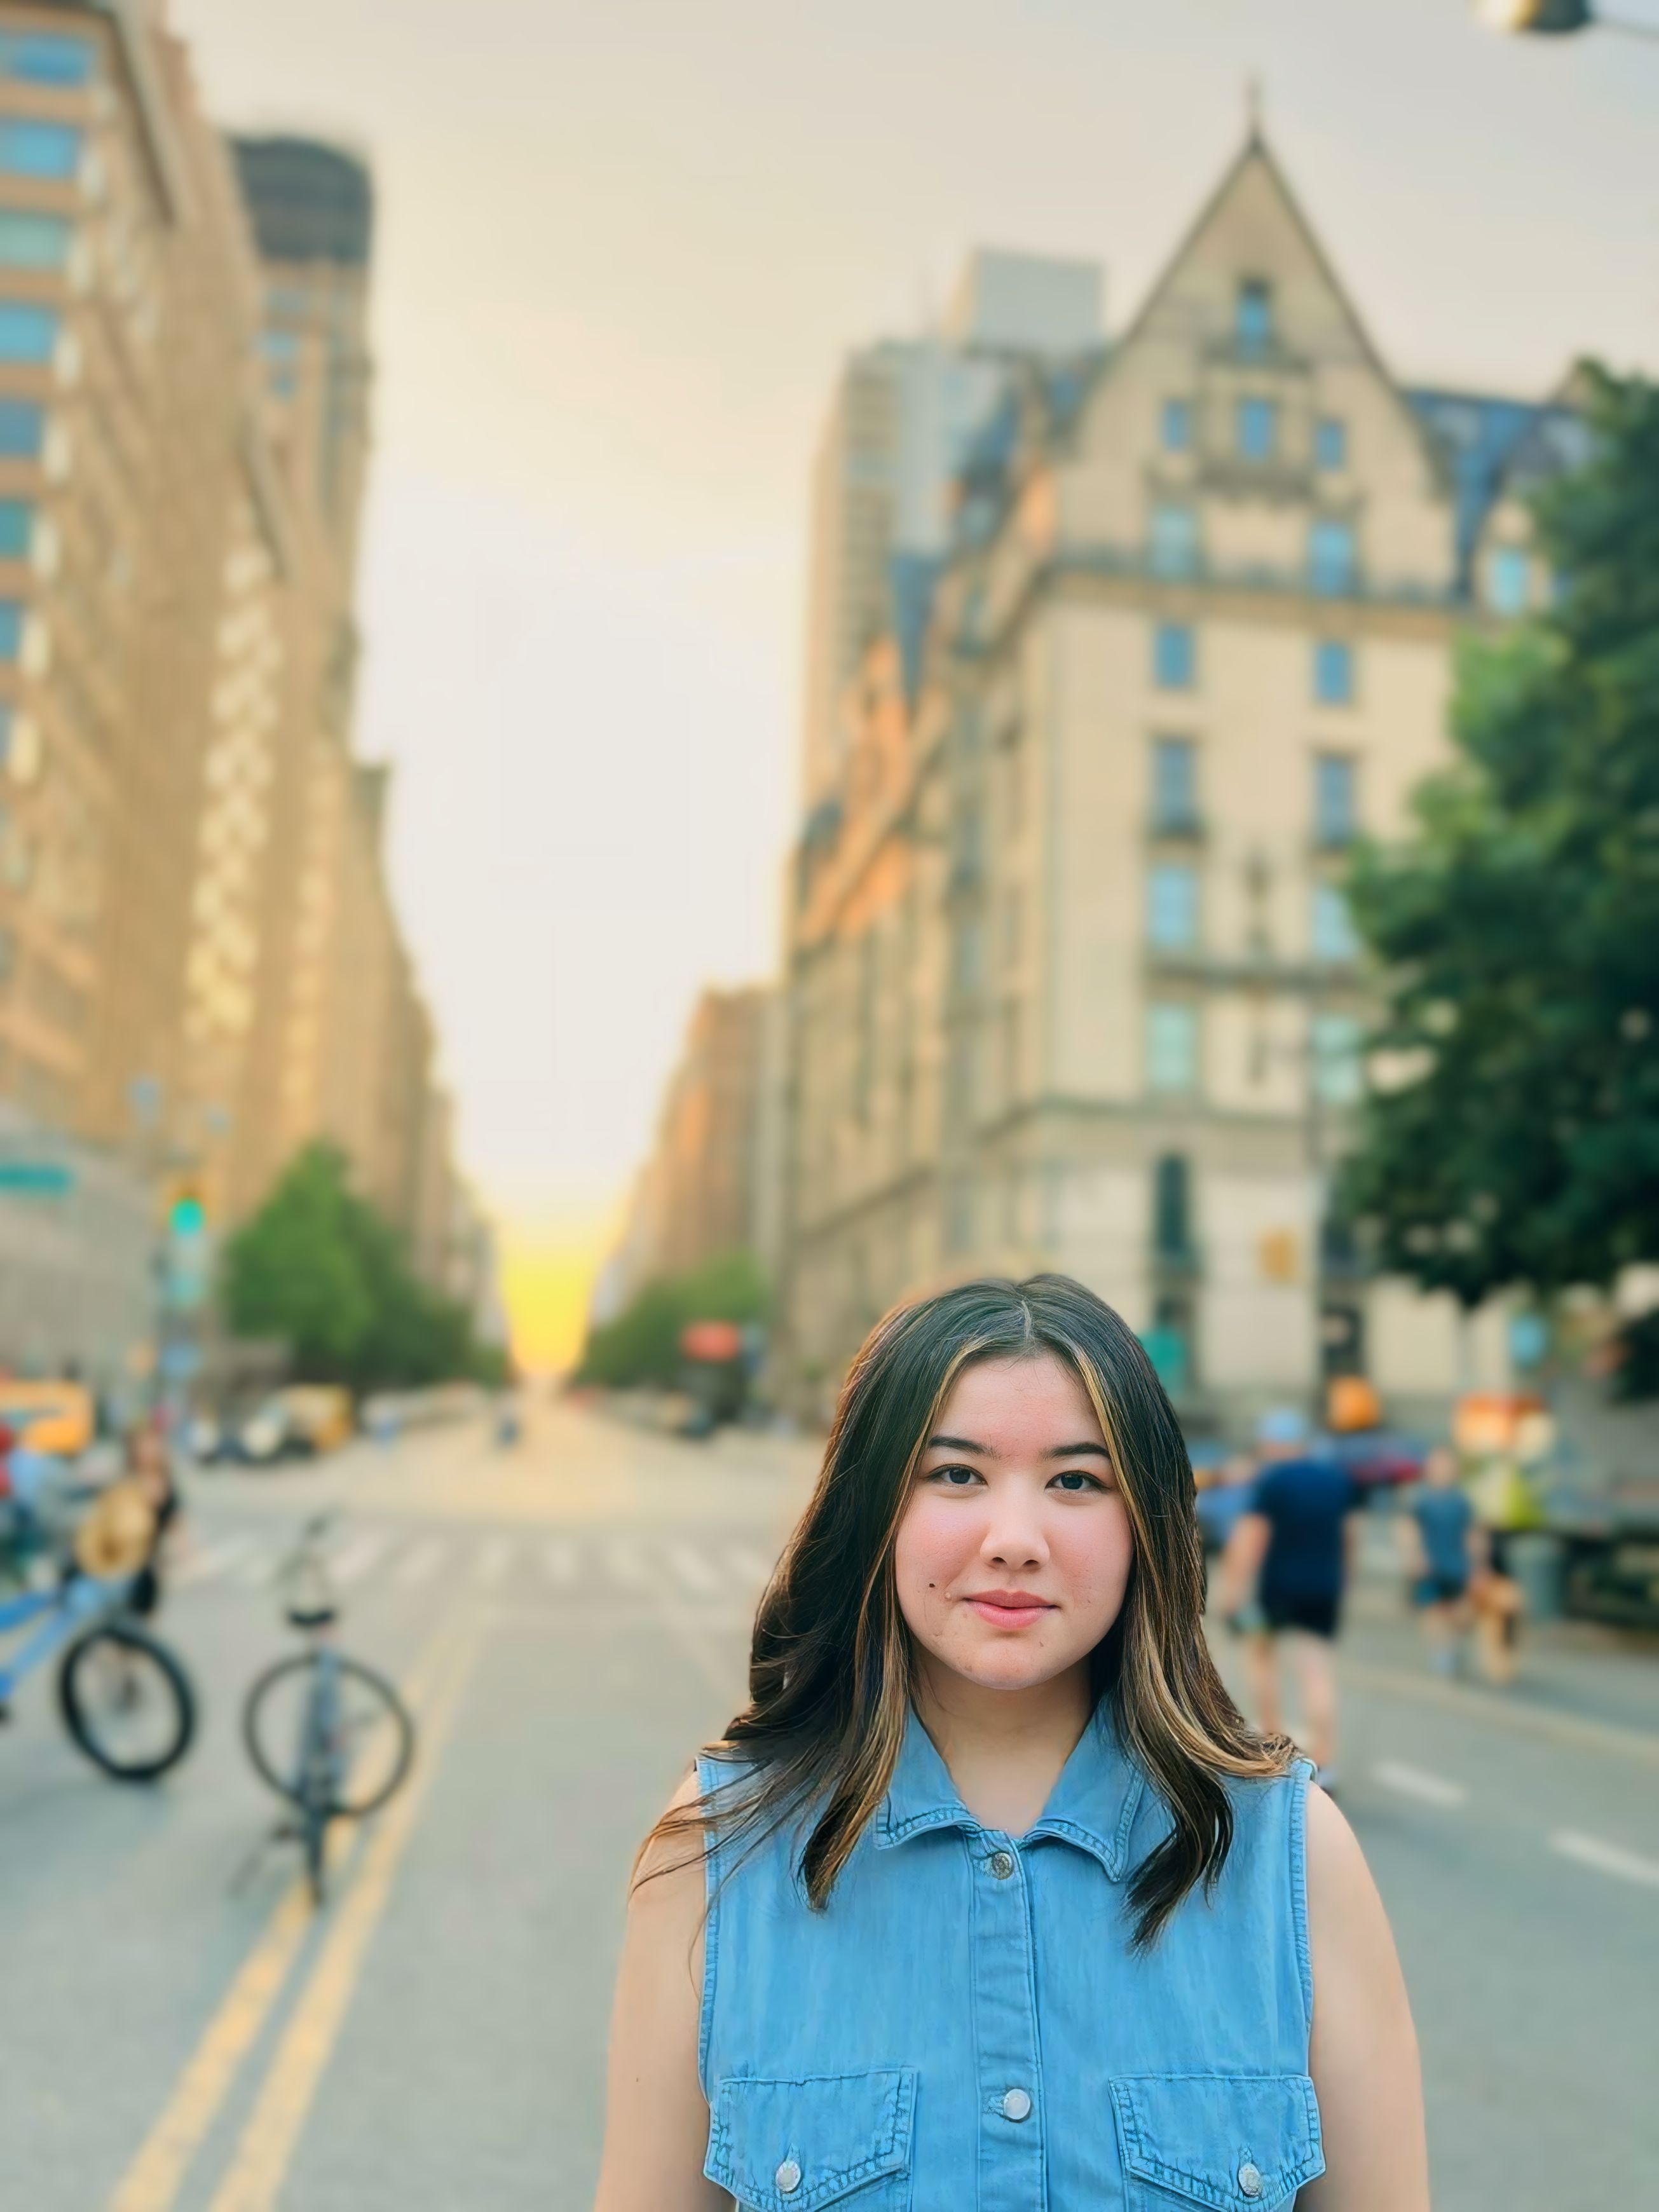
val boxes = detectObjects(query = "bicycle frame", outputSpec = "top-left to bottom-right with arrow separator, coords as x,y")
0,1574 -> 133,1705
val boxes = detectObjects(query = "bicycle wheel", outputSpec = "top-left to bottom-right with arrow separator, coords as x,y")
58,1623 -> 196,1782
242,1652 -> 414,1817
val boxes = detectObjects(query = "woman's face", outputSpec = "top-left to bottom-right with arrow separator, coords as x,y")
894,1352 -> 1134,1695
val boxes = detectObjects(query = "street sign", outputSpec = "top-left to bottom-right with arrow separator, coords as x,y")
0,1160 -> 73,1196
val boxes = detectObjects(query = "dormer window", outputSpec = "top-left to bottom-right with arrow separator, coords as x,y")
1236,278 -> 1273,356
1236,397 -> 1277,462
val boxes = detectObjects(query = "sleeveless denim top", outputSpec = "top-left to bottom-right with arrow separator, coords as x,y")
697,1707 -> 1322,2212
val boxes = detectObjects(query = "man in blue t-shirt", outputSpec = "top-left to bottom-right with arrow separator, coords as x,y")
1215,1407 -> 1363,1789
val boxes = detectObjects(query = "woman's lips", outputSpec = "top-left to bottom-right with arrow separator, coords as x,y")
964,1591 -> 1057,1629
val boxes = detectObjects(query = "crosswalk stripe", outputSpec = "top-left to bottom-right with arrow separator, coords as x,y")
1374,1761 -> 1468,1809
395,1538 -> 447,1588
730,1545 -> 775,1588
175,1536 -> 256,1587
666,1545 -> 720,1596
473,1537 -> 515,1588
1551,1829 -> 1659,1889
331,1533 -> 389,1586
542,1541 -> 577,1588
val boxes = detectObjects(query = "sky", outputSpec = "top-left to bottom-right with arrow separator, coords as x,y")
168,0 -> 1659,1365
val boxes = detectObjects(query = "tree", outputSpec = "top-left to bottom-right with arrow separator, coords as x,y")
575,1250 -> 768,1389
222,1142 -> 505,1393
1341,367 -> 1659,1355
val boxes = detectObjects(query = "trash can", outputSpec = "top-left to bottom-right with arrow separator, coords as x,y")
1506,1532 -> 1565,1623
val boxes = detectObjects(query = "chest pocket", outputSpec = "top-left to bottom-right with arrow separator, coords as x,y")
1110,2073 -> 1324,2211
705,2066 -> 917,2212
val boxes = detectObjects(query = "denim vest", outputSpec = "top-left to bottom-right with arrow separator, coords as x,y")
698,1708 -> 1322,2212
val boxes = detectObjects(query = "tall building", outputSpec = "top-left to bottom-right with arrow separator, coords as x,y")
799,250 -> 1102,810
0,7 -> 485,1381
607,986 -> 773,1308
778,131 -> 1583,1431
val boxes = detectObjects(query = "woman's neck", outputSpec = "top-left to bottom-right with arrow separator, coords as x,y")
911,1656 -> 1094,1840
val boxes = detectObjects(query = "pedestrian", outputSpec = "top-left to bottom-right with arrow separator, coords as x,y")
125,1420 -> 181,1616
1397,1445 -> 1482,1677
595,1276 -> 1426,2212
1214,1407 -> 1364,1791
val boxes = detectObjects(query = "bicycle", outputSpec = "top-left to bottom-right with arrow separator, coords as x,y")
0,1480 -> 196,1781
241,1515 -> 416,1903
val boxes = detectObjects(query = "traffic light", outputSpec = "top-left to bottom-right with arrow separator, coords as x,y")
169,1189 -> 207,1239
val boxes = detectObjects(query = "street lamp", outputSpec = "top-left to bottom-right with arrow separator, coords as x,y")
1477,0 -> 1659,36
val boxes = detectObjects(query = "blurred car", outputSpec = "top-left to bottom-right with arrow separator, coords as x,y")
223,1385 -> 355,1466
1321,1428 -> 1426,1490
0,1379 -> 95,1458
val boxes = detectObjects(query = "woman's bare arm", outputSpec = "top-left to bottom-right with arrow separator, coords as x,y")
1300,1784 -> 1430,2211
593,1772 -> 727,2212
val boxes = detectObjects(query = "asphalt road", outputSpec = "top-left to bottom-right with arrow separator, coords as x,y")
0,1403 -> 1653,2211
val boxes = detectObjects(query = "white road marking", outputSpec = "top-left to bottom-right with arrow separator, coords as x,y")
175,1536 -> 256,1587
472,1537 -> 515,1588
1373,1761 -> 1468,1809
394,1538 -> 447,1588
606,1543 -> 652,1591
330,1533 -> 389,1587
666,1545 -> 719,1595
541,1541 -> 577,1588
234,1546 -> 283,1588
1550,1830 -> 1659,1889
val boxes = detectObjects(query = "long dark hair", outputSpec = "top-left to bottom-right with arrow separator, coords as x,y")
646,1274 -> 1290,1947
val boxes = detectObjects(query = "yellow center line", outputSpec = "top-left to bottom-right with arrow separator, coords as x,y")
205,1610 -> 486,2212
107,1602 -> 475,2212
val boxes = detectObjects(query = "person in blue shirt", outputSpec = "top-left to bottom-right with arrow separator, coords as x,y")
596,1276 -> 1425,2212
1215,1408 -> 1363,1791
1397,1445 -> 1484,1677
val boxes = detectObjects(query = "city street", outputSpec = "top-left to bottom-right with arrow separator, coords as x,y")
1,1403 -> 1655,2211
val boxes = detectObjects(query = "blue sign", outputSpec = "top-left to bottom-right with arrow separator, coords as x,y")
0,1160 -> 72,1196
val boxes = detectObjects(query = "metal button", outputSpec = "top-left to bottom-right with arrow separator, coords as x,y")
989,1850 -> 1016,1880
1238,2162 -> 1264,2199
775,2158 -> 802,2194
1000,2087 -> 1033,2122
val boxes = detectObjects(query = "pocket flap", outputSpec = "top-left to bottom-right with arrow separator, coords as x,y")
706,2067 -> 917,2212
1110,2072 -> 1323,2210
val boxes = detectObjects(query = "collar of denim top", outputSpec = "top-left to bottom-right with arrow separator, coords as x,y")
873,1702 -> 1146,1880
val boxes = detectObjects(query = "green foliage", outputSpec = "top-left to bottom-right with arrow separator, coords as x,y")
222,1142 -> 505,1393
1341,367 -> 1659,1319
575,1250 -> 767,1388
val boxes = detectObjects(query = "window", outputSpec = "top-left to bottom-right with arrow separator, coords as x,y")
1314,754 -> 1356,847
0,701 -> 11,769
1161,397 -> 1191,454
0,500 -> 32,559
1487,545 -> 1531,617
1311,882 -> 1360,962
0,601 -> 23,661
258,328 -> 301,362
1147,1004 -> 1199,1094
1153,621 -> 1196,691
1236,278 -> 1273,355
1153,1154 -> 1192,1254
0,32 -> 95,87
1236,397 -> 1277,462
1313,637 -> 1353,706
0,120 -> 81,181
1315,417 -> 1348,472
1152,735 -> 1198,835
1148,862 -> 1199,951
951,805 -> 983,888
1313,1013 -> 1365,1105
952,917 -> 984,998
0,210 -> 71,271
0,302 -> 57,362
1149,502 -> 1199,578
1309,517 -> 1356,596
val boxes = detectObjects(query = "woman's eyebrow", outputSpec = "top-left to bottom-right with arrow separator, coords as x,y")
1042,1441 -> 1112,1459
927,1433 -> 993,1454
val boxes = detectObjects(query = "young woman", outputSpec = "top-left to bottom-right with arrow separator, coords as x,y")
596,1276 -> 1427,2212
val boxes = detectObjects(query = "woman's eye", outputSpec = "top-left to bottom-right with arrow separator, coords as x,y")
928,1464 -> 981,1488
1050,1470 -> 1107,1494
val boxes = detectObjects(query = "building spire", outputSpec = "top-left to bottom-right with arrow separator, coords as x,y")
1246,74 -> 1265,144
